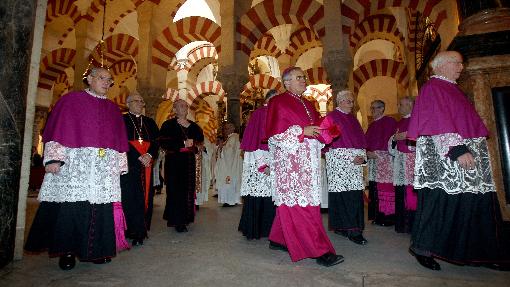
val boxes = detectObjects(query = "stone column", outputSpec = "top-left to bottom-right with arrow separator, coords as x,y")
321,0 -> 353,97
73,19 -> 90,90
0,0 -> 44,265
136,1 -> 166,118
217,0 -> 250,130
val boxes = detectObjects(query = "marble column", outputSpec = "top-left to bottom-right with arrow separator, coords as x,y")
0,0 -> 43,266
139,86 -> 166,119
216,71 -> 248,129
321,0 -> 353,98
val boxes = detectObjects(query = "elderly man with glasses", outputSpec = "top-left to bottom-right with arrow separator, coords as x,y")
365,100 -> 397,227
25,67 -> 129,270
120,91 -> 159,246
265,66 -> 344,267
323,90 -> 368,245
407,51 -> 508,271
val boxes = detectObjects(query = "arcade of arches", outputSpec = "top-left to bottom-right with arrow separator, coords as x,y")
1,0 -> 510,268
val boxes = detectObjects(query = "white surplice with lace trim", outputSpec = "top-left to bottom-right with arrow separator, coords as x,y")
325,148 -> 366,192
39,141 -> 128,204
268,125 -> 323,207
240,149 -> 273,197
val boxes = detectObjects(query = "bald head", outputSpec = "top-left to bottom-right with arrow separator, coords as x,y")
173,99 -> 189,119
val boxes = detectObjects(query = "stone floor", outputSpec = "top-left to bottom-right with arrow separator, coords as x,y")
1,192 -> 509,287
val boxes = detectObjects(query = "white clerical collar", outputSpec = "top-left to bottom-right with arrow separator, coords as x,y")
373,115 -> 384,121
402,114 -> 411,119
431,75 -> 457,84
335,107 -> 350,114
85,88 -> 107,99
129,112 -> 141,118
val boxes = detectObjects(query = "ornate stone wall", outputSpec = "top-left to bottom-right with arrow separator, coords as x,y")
0,0 -> 38,267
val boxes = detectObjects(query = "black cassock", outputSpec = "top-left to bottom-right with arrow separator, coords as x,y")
120,113 -> 159,241
159,118 -> 204,227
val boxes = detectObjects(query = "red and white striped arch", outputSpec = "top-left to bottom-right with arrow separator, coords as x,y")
89,33 -> 138,68
241,74 -> 284,98
52,73 -> 71,100
162,88 -> 180,101
303,67 -> 328,85
237,0 -> 325,56
287,28 -> 322,62
107,9 -> 136,33
350,14 -> 405,55
152,17 -> 221,70
306,86 -> 332,104
45,0 -> 80,24
188,44 -> 218,70
110,60 -> 137,86
352,59 -> 409,95
250,35 -> 282,60
112,86 -> 129,108
38,48 -> 76,90
187,81 -> 226,105
341,0 -> 442,34
190,99 -> 217,142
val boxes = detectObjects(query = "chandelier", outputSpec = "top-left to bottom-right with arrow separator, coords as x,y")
82,0 -> 108,81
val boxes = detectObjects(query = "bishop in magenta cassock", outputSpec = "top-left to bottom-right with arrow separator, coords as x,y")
366,100 -> 397,226
407,51 -> 508,271
238,89 -> 278,240
266,67 -> 344,267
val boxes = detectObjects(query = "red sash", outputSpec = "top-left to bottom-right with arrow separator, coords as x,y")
129,140 -> 152,212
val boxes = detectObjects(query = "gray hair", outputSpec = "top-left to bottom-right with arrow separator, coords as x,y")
126,91 -> 142,103
282,67 -> 303,82
430,51 -> 462,72
371,99 -> 385,111
335,90 -> 353,105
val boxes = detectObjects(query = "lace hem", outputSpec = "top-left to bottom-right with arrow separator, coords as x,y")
240,151 -> 273,197
414,136 -> 495,194
43,141 -> 67,164
39,146 -> 125,204
269,126 -> 323,207
432,133 -> 463,157
393,151 -> 415,186
325,148 -> 365,192
368,150 -> 393,183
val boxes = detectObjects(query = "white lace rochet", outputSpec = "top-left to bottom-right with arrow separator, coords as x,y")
39,141 -> 128,204
325,148 -> 365,192
268,125 -> 323,207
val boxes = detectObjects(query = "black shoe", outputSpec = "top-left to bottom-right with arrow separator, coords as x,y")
132,239 -> 144,246
175,225 -> 188,233
196,205 -> 200,211
414,255 -> 441,270
58,254 -> 75,270
222,203 -> 234,207
334,230 -> 348,237
92,258 -> 112,265
348,234 -> 367,245
316,253 -> 344,267
268,241 -> 288,252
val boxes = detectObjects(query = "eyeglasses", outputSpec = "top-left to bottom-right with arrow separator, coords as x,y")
370,106 -> 383,110
93,75 -> 114,84
340,99 -> 354,104
294,75 -> 308,81
129,99 -> 145,104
